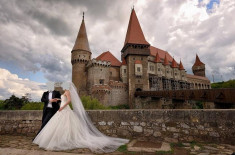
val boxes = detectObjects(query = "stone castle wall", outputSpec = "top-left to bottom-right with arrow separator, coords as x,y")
109,87 -> 128,106
0,110 -> 235,145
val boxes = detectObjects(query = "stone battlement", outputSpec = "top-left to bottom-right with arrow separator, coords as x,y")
87,59 -> 111,68
0,110 -> 235,145
109,80 -> 127,89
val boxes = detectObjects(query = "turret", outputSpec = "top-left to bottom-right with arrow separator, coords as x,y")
71,13 -> 91,95
121,8 -> 150,107
192,54 -> 205,77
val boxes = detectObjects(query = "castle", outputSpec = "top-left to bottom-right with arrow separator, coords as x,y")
71,9 -> 211,107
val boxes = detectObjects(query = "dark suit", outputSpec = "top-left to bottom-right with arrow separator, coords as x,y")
36,90 -> 61,135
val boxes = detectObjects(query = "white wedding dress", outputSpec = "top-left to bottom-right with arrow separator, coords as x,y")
33,82 -> 129,153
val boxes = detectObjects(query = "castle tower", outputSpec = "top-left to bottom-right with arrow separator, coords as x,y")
121,8 -> 150,107
71,13 -> 91,95
192,54 -> 205,77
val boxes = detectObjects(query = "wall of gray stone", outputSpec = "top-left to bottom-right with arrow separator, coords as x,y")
0,110 -> 235,145
109,88 -> 128,106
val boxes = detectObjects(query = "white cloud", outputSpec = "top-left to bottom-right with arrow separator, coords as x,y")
0,68 -> 46,101
0,0 -> 234,87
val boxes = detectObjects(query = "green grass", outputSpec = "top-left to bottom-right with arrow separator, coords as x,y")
117,145 -> 127,152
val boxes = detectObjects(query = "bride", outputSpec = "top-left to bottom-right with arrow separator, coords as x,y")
33,82 -> 129,153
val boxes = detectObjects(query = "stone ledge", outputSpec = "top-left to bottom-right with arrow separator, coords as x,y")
0,110 -> 235,145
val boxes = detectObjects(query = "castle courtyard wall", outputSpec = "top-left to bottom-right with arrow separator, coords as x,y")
1,110 -> 234,145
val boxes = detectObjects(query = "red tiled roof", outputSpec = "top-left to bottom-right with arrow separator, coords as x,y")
124,9 -> 149,45
96,51 -> 121,67
163,54 -> 169,66
171,58 -> 178,68
154,52 -> 161,63
150,46 -> 173,62
179,60 -> 185,70
121,58 -> 127,65
187,74 -> 210,81
135,60 -> 142,64
193,54 -> 205,67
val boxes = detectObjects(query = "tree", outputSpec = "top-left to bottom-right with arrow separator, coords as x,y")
3,95 -> 27,110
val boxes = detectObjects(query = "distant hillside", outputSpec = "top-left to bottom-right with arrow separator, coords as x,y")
211,80 -> 235,88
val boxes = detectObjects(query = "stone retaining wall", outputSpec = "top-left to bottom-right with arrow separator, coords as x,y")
0,110 -> 235,144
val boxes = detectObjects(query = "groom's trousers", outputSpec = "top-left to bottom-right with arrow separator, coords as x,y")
41,108 -> 55,129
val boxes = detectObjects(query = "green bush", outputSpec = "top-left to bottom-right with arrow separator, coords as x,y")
81,96 -> 107,110
21,102 -> 44,110
0,100 -> 5,110
211,79 -> 235,88
109,104 -> 130,109
192,101 -> 203,109
3,95 -> 26,110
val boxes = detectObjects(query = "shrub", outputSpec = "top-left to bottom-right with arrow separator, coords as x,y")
3,95 -> 26,110
211,79 -> 235,88
21,102 -> 44,110
81,96 -> 107,110
0,100 -> 5,110
109,104 -> 130,109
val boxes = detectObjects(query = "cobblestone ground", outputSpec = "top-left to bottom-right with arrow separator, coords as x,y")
0,135 -> 235,155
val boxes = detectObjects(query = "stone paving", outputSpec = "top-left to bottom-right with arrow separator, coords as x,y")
0,135 -> 235,155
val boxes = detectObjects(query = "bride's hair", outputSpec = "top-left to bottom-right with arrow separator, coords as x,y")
61,82 -> 70,90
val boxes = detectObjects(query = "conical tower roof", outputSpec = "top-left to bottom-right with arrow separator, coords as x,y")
124,9 -> 149,45
179,60 -> 185,70
171,58 -> 178,68
193,54 -> 204,67
72,14 -> 90,52
163,54 -> 169,66
154,52 -> 161,63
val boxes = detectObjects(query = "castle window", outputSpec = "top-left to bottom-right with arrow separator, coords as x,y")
124,69 -> 126,73
110,72 -> 112,76
150,66 -> 154,71
99,79 -> 104,84
137,67 -> 141,72
100,69 -> 102,71
158,68 -> 160,71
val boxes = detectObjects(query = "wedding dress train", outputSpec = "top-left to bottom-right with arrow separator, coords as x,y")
33,82 -> 129,153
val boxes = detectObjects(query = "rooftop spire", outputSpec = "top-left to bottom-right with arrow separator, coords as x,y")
193,54 -> 204,67
124,8 -> 149,45
154,52 -> 161,63
163,54 -> 169,66
72,13 -> 90,52
171,58 -> 178,68
179,60 -> 185,70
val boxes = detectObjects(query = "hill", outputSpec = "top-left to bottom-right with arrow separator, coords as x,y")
211,79 -> 235,88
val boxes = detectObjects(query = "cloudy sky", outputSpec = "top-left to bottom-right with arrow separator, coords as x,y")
0,0 -> 234,101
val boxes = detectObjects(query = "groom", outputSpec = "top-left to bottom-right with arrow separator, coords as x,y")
40,82 -> 61,130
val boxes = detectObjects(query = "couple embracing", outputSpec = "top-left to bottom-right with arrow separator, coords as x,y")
33,82 -> 128,153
